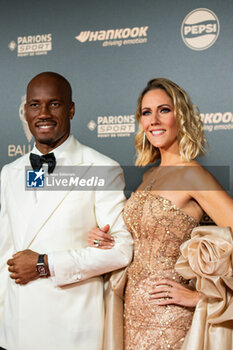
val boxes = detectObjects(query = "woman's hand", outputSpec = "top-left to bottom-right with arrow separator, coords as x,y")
149,279 -> 202,307
88,224 -> 115,249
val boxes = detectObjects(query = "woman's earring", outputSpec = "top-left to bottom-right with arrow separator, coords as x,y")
142,132 -> 146,151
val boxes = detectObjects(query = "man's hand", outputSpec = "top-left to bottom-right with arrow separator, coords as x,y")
88,224 -> 115,249
7,249 -> 49,285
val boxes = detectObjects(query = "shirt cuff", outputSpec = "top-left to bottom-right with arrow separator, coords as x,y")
48,253 -> 55,277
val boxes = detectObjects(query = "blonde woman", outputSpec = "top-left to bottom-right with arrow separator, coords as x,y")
88,78 -> 233,349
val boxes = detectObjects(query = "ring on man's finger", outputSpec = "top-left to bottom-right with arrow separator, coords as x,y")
166,291 -> 169,298
93,239 -> 100,247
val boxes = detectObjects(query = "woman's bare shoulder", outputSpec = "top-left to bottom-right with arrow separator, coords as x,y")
183,161 -> 224,192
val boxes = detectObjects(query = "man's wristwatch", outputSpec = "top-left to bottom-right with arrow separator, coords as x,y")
36,254 -> 49,276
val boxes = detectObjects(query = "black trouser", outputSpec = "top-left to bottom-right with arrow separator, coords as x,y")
0,347 -> 6,350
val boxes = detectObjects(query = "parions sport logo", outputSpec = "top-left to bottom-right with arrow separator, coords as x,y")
87,115 -> 136,138
75,26 -> 148,47
181,9 -> 220,51
8,34 -> 52,57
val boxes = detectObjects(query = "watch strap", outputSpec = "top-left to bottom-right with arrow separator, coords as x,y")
37,254 -> 46,264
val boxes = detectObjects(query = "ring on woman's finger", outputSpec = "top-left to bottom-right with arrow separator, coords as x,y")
93,239 -> 100,247
166,291 -> 169,298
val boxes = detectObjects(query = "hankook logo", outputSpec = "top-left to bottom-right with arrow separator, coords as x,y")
75,26 -> 148,47
201,111 -> 233,133
181,9 -> 220,51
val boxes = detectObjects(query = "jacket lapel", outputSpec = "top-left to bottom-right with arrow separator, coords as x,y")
6,161 -> 35,249
22,136 -> 91,249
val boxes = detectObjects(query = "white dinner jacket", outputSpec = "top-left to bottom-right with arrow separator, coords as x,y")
0,136 -> 133,350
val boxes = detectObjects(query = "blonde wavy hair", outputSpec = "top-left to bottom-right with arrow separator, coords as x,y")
135,78 -> 207,166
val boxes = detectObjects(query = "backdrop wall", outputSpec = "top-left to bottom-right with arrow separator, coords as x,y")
0,0 -> 232,204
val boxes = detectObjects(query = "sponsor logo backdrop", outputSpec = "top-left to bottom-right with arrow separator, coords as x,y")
0,0 -> 232,197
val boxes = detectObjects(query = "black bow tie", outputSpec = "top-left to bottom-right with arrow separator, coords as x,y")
30,152 -> 56,174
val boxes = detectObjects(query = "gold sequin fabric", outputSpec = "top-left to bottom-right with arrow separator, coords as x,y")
123,191 -> 198,350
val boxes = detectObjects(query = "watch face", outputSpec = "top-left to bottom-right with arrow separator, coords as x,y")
37,264 -> 48,276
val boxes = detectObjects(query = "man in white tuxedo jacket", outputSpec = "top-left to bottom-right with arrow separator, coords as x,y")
0,72 -> 133,350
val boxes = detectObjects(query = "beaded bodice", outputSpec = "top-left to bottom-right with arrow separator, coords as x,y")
123,190 -> 198,350
123,191 -> 198,283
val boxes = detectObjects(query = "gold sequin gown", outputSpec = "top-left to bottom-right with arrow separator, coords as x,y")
123,190 -> 198,350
